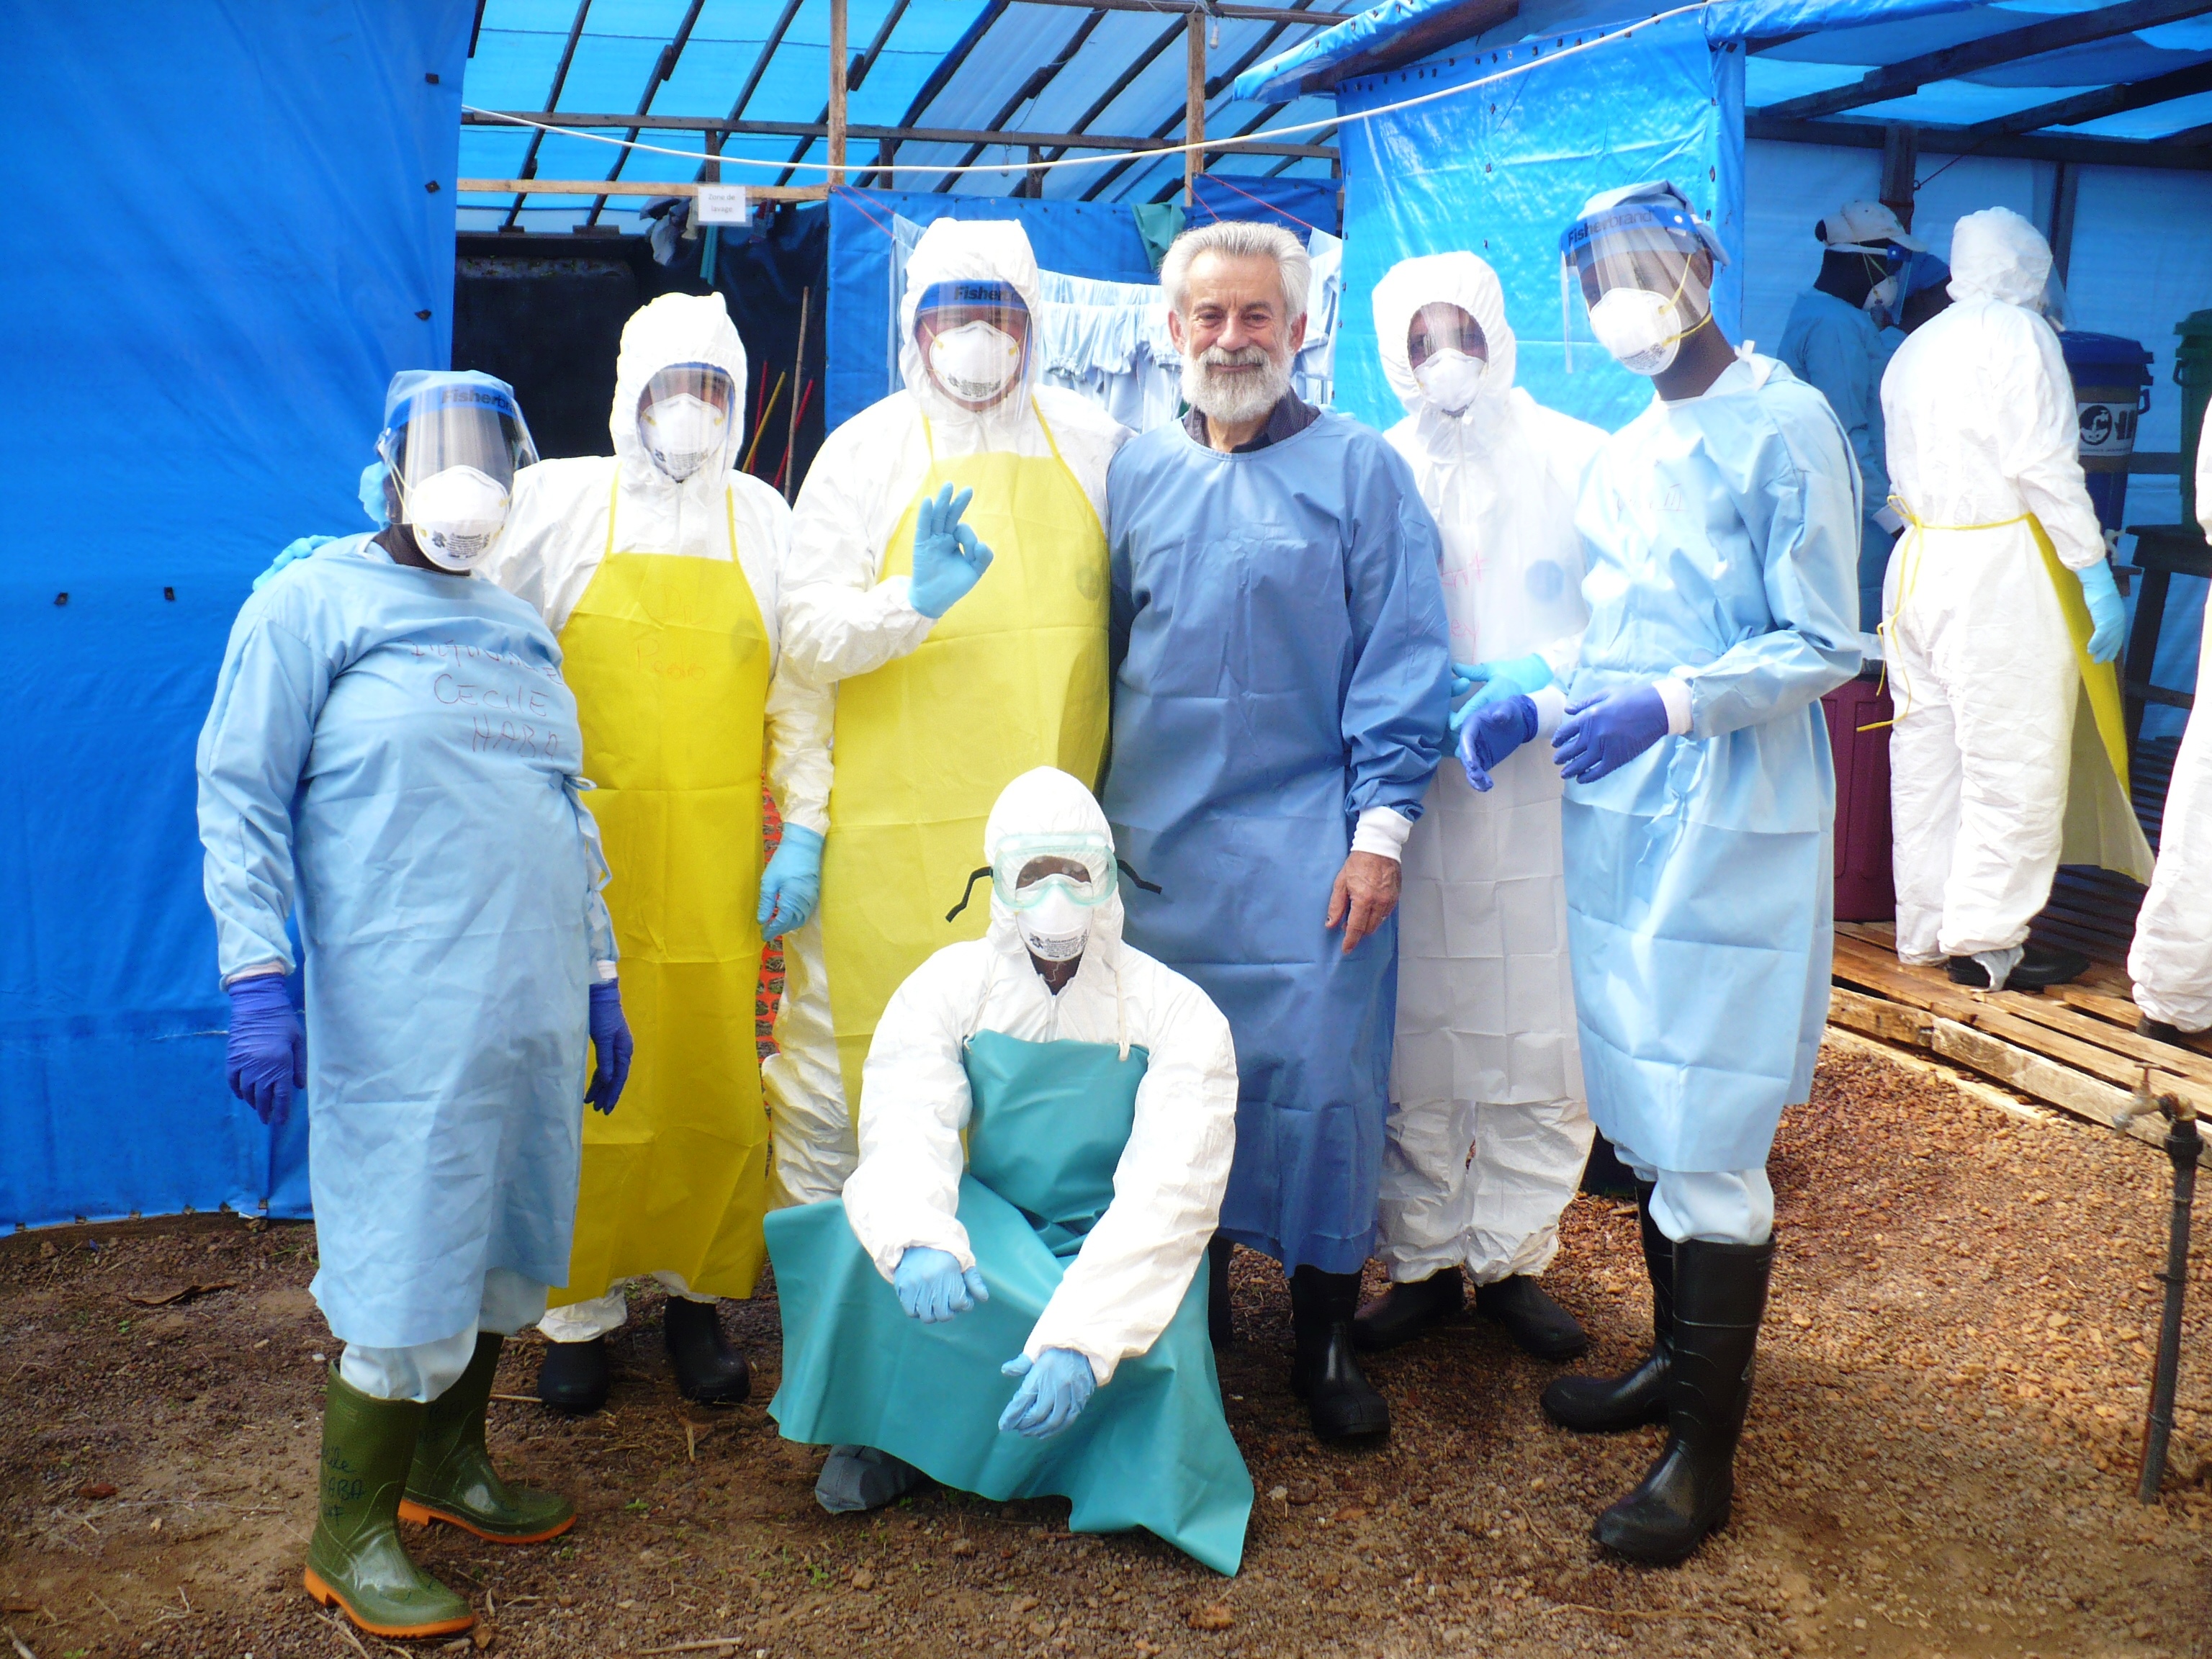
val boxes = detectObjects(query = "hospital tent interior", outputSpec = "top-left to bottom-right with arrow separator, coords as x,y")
4,0 -> 2210,1232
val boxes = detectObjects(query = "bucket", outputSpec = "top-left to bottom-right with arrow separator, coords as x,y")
2062,332 -> 2154,536
1823,677 -> 1894,923
2177,309 -> 2212,529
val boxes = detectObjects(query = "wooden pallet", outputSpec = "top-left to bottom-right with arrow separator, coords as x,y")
1827,923 -> 2212,1156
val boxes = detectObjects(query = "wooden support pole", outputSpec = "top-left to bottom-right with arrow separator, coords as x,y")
1184,11 -> 1206,206
828,0 -> 849,188
2049,159 -> 2081,285
1879,124 -> 1917,230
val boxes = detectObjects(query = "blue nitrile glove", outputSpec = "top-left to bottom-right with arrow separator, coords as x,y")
1457,693 -> 1538,793
586,979 -> 633,1115
893,1246 -> 989,1323
757,823 -> 824,939
1553,685 -> 1671,784
907,482 -> 995,619
998,1348 -> 1097,1439
2078,557 -> 2125,664
225,974 -> 305,1129
253,534 -> 339,592
1460,651 -> 1555,718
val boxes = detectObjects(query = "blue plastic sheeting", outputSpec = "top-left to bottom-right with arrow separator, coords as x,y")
0,1 -> 472,1231
1190,174 -> 1343,238
823,189 -> 1161,429
1332,12 -> 1743,435
1235,0 -> 1975,101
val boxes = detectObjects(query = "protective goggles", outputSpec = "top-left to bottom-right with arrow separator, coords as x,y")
637,361 -> 736,421
1406,302 -> 1487,370
914,278 -> 1031,343
379,382 -> 538,493
992,834 -> 1118,912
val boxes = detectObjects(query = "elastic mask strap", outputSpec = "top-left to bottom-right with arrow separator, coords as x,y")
1117,858 -> 1164,897
945,866 -> 993,923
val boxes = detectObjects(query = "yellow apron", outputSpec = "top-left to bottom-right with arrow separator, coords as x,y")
552,479 -> 775,1305
819,403 -> 1111,1110
1885,503 -> 2154,884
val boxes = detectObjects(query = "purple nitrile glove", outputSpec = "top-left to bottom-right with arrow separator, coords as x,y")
586,979 -> 633,1115
1552,685 -> 1671,783
1457,693 -> 1539,793
225,974 -> 305,1128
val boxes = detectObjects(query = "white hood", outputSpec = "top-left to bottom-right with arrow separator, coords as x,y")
899,217 -> 1046,440
1372,251 -> 1517,416
1947,207 -> 2052,310
982,765 -> 1123,960
610,291 -> 751,495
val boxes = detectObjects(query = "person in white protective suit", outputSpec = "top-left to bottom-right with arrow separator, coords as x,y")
2130,421 -> 2212,1046
773,218 -> 1132,1155
1881,206 -> 2152,993
477,292 -> 836,1414
762,768 -> 1252,1574
1350,253 -> 1602,1363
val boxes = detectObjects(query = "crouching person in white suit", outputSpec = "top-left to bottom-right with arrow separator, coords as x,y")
762,768 -> 1255,1575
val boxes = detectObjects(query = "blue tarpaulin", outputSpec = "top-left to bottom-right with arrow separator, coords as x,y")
0,1 -> 473,1229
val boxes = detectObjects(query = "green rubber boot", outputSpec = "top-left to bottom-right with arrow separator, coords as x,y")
303,1369 -> 475,1640
401,1334 -> 575,1543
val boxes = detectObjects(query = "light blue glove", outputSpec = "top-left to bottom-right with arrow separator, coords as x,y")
2077,557 -> 2125,664
1553,685 -> 1671,783
1457,694 -> 1537,792
252,534 -> 338,591
998,1348 -> 1096,1439
1455,652 -> 1555,725
757,824 -> 824,939
893,1246 -> 989,1323
907,482 -> 995,619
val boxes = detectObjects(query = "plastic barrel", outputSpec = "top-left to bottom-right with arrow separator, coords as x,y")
2177,310 -> 2212,530
2062,332 -> 2154,536
1822,677 -> 1895,923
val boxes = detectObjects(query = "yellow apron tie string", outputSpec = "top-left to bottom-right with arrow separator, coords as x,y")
1857,498 -> 2035,734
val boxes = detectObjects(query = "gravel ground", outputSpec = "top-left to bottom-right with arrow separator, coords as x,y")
3,1037 -> 2209,1659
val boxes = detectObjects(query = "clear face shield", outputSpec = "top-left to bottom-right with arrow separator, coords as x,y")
636,361 -> 736,482
379,384 -> 539,571
1560,197 -> 1723,377
1406,302 -> 1489,413
914,279 -> 1031,409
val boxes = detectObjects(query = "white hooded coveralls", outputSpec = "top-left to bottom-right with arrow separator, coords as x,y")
839,768 -> 1239,1383
770,220 -> 1132,1170
2129,423 -> 2212,1033
1881,207 -> 2150,964
478,292 -> 835,1341
1369,254 -> 1602,1285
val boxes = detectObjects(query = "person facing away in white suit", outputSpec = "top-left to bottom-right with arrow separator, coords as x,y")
1352,252 -> 1604,1363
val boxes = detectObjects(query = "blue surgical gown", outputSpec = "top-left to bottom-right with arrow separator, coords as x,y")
1780,288 -> 1894,630
1103,415 -> 1451,1274
196,536 -> 616,1348
1565,356 -> 1861,1174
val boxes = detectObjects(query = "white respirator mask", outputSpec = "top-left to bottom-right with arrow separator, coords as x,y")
1588,287 -> 1686,377
1413,349 -> 1488,414
1017,889 -> 1091,966
1864,274 -> 1899,316
403,465 -> 511,570
929,321 -> 1024,403
640,393 -> 727,482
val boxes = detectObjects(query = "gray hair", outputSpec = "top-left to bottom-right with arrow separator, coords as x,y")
1161,220 -> 1310,327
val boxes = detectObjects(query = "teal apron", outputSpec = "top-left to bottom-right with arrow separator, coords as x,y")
765,1029 -> 1252,1575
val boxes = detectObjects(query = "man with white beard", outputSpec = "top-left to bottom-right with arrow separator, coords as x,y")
1102,220 -> 1452,1444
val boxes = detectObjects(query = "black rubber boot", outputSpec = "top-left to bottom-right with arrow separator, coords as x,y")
664,1298 -> 752,1406
1475,1274 -> 1588,1361
1289,1267 -> 1391,1443
1542,1181 -> 1672,1431
535,1337 -> 610,1414
815,1446 -> 930,1514
1351,1269 -> 1463,1352
2140,1014 -> 2203,1050
1207,1236 -> 1236,1349
1946,940 -> 2087,991
1592,1236 -> 1773,1565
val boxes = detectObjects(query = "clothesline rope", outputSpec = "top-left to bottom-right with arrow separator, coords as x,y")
461,4 -> 1707,184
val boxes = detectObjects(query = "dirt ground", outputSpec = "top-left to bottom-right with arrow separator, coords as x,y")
4,1038 -> 2211,1659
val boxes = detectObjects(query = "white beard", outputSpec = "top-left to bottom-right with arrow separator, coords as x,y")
1182,343 -> 1292,426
